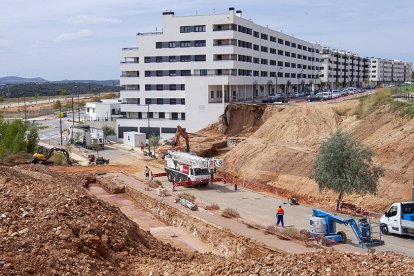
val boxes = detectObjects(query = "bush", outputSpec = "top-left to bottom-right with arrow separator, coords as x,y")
221,207 -> 240,218
49,152 -> 68,165
205,203 -> 220,210
178,192 -> 196,203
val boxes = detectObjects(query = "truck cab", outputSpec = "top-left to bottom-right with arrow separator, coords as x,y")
380,202 -> 414,236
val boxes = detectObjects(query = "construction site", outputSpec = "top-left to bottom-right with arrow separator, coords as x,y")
3,88 -> 414,274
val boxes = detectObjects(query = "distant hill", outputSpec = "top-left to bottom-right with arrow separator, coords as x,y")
0,76 -> 120,86
56,79 -> 120,86
0,76 -> 48,84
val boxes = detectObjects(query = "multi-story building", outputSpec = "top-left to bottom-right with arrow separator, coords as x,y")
319,47 -> 369,89
118,8 -> 322,139
369,58 -> 412,86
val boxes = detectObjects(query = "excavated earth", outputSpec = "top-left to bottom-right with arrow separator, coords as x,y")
1,164 -> 414,275
195,100 -> 414,212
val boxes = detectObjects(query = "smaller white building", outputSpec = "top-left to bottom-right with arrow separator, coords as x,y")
123,131 -> 146,147
85,99 -> 123,121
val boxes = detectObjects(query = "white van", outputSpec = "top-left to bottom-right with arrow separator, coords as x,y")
322,91 -> 332,100
380,201 -> 414,236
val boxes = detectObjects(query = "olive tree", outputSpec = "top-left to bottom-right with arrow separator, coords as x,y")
149,135 -> 161,156
102,125 -> 115,145
311,129 -> 384,210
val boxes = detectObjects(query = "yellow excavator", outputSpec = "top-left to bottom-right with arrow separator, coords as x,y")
31,146 -> 72,165
158,125 -> 190,154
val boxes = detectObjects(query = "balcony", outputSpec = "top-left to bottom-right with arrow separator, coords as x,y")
214,54 -> 237,61
213,39 -> 237,46
213,24 -> 236,31
122,47 -> 139,58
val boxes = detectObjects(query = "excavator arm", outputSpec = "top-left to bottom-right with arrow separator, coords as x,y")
45,147 -> 73,165
173,125 -> 190,152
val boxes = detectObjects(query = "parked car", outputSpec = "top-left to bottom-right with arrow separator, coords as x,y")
331,90 -> 341,99
307,93 -> 322,102
322,91 -> 332,100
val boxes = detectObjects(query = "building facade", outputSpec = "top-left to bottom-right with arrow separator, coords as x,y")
85,99 -> 122,122
319,47 -> 370,89
369,59 -> 412,86
118,8 -> 322,138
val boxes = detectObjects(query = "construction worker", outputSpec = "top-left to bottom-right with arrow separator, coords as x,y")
144,166 -> 151,181
276,205 -> 285,227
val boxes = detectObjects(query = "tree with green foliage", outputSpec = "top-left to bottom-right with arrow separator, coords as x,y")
0,96 -> 4,102
0,118 -> 39,159
311,129 -> 384,210
102,125 -> 115,144
57,89 -> 70,96
78,101 -> 86,107
53,100 -> 62,110
64,103 -> 73,109
149,135 -> 161,156
26,124 -> 39,153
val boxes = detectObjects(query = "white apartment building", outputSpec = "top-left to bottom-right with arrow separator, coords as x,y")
319,47 -> 370,89
118,8 -> 322,139
369,58 -> 412,86
85,99 -> 122,122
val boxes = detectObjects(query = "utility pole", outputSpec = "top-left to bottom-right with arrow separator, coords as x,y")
23,94 -> 27,121
59,105 -> 63,146
71,95 -> 74,143
78,91 -> 80,123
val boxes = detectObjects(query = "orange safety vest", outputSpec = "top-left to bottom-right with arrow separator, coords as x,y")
277,208 -> 284,216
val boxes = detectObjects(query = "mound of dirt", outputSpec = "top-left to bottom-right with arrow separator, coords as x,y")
1,164 -> 414,274
220,100 -> 414,211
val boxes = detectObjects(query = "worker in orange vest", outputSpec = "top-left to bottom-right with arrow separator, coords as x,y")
276,205 -> 285,227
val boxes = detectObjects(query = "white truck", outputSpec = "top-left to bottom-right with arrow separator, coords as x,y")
380,201 -> 414,236
162,151 -> 224,187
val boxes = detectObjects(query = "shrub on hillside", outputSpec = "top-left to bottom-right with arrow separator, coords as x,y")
221,208 -> 240,218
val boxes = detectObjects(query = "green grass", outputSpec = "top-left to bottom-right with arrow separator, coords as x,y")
36,125 -> 49,129
399,84 -> 414,92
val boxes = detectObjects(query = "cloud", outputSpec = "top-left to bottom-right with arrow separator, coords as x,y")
54,29 -> 93,43
70,15 -> 121,25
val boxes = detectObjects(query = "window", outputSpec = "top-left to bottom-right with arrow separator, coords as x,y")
261,71 -> 268,77
388,206 -> 398,217
169,70 -> 176,77
284,62 -> 290,67
181,98 -> 185,105
145,98 -> 151,104
297,44 -> 302,50
261,33 -> 268,40
156,56 -> 162,63
194,40 -> 206,47
303,46 -> 307,51
159,112 -> 165,119
181,84 -> 185,90
253,31 -> 259,38
284,73 -> 290,78
261,58 -> 268,65
285,40 -> 290,46
156,84 -> 163,91
253,57 -> 259,64
253,44 -> 259,51
278,50 -> 283,55
291,53 -> 296,58
291,42 -> 296,48
157,98 -> 163,105
169,84 -> 176,90
270,36 -> 276,42
291,73 -> 296,78
261,46 -> 268,52
210,91 -> 214,98
145,71 -> 151,77
194,25 -> 206,32
270,48 -> 276,54
170,98 -> 177,105
171,112 -> 179,120
148,112 -> 153,119
195,55 -> 206,61
144,57 -> 151,63
270,60 -> 276,66
253,71 -> 259,76
180,41 -> 191,47
169,42 -> 175,48
181,70 -> 191,76
169,56 -> 176,62
180,56 -> 191,62
156,42 -> 162,49
145,85 -> 151,91
291,63 -> 296,68
277,72 -> 283,77
278,61 -> 283,66
278,38 -> 284,44
156,70 -> 163,77
285,51 -> 290,57
181,113 -> 186,120
180,26 -> 192,33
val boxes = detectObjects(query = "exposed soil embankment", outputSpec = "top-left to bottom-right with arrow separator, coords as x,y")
213,99 -> 414,212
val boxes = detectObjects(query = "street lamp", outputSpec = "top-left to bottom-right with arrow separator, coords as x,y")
147,103 -> 151,153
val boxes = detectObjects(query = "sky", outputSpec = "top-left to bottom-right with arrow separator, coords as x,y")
0,0 -> 413,80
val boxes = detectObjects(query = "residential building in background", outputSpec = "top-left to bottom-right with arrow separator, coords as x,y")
118,8 -> 322,139
319,47 -> 370,89
85,99 -> 122,122
118,7 -> 412,140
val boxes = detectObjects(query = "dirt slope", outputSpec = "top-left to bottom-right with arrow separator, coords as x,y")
221,100 -> 414,211
2,164 -> 414,274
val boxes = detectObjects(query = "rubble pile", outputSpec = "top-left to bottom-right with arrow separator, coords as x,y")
1,164 -> 414,275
